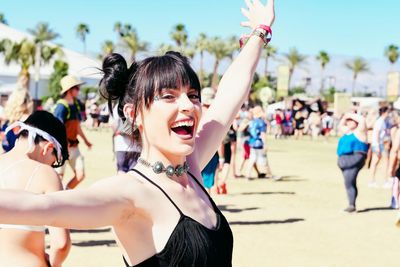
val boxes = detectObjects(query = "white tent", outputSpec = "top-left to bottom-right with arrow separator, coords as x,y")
350,97 -> 384,109
0,23 -> 101,98
0,83 -> 16,95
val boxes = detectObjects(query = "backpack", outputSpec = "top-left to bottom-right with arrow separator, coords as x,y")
52,99 -> 81,120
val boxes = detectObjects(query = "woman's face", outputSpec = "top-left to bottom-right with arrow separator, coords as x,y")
345,119 -> 358,130
139,86 -> 202,159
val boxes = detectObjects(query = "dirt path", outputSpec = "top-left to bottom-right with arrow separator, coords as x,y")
61,131 -> 398,267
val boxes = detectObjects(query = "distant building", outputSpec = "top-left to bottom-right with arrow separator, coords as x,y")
0,23 -> 101,98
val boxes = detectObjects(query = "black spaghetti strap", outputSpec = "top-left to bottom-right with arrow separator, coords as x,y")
187,171 -> 219,211
130,169 -> 184,215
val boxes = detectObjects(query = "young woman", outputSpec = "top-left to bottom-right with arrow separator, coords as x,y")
0,111 -> 70,267
337,113 -> 369,213
0,1 -> 275,266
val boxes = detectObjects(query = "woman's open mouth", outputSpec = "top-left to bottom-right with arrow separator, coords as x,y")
170,119 -> 195,139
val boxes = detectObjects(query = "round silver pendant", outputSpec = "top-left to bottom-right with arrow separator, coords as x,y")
153,161 -> 164,174
175,165 -> 184,177
165,165 -> 175,178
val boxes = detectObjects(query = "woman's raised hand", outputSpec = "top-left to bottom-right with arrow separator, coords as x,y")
241,0 -> 275,29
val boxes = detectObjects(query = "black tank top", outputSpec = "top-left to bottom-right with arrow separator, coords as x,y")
124,169 -> 233,267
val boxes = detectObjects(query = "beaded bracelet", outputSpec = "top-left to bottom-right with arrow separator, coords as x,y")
239,24 -> 272,49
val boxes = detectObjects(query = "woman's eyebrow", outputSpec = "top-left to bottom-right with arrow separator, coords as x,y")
160,87 -> 179,91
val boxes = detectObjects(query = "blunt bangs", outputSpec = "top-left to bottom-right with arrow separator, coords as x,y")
136,53 -> 201,108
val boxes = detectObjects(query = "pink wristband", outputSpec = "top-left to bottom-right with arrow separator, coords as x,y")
256,24 -> 272,38
239,24 -> 272,49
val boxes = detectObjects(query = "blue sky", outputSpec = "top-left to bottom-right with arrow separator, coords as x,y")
1,0 -> 400,60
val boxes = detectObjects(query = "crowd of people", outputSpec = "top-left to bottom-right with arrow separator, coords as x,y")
0,0 -> 275,266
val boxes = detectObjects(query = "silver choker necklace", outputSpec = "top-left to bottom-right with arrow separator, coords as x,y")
137,157 -> 189,178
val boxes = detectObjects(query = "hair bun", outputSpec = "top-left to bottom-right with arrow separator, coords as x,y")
100,53 -> 128,101
165,51 -> 190,64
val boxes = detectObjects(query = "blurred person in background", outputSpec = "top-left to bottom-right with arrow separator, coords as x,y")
1,88 -> 33,152
200,87 -> 219,193
111,105 -> 141,174
53,75 -> 92,189
369,107 -> 391,188
321,111 -> 334,141
337,113 -> 369,212
388,107 -> 400,209
246,106 -> 278,180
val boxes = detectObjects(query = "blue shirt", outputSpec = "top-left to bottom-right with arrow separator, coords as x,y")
248,118 -> 266,149
337,133 -> 369,156
1,122 -> 17,152
53,101 -> 81,123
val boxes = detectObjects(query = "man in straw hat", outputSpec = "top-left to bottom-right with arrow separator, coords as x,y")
53,75 -> 92,189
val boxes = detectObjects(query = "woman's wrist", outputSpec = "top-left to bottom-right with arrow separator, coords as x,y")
240,24 -> 272,49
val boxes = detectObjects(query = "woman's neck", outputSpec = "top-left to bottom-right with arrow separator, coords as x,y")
140,147 -> 186,167
137,148 -> 189,184
10,139 -> 41,162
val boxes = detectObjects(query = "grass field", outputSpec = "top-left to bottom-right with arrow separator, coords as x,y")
60,129 -> 399,267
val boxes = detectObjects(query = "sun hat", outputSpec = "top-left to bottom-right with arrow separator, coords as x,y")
201,87 -> 216,106
60,75 -> 85,95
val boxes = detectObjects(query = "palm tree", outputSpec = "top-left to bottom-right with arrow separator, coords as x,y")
99,40 -> 115,59
40,45 -> 63,63
122,30 -> 148,63
113,22 -> 122,35
28,22 -> 60,98
225,35 -> 238,62
170,23 -> 188,52
316,50 -> 330,93
28,22 -> 59,43
207,37 -> 231,89
384,44 -> 399,68
0,13 -> 8,25
48,60 -> 69,99
263,45 -> 277,77
345,57 -> 370,95
114,22 -> 132,37
0,37 -> 62,92
76,23 -> 90,54
114,22 -> 147,63
283,48 -> 307,89
0,38 -> 35,89
157,43 -> 175,56
195,33 -> 209,86
182,44 -> 196,60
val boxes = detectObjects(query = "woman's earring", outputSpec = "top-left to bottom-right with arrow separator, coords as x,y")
121,119 -> 136,136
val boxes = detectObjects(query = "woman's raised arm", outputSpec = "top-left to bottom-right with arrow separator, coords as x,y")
0,175 -> 135,229
195,0 -> 275,168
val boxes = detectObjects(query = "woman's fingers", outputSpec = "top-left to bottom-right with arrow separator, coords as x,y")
240,21 -> 251,28
241,7 -> 250,19
244,0 -> 253,10
253,0 -> 263,8
269,0 -> 275,9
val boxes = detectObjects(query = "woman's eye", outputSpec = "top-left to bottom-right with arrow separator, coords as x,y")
161,94 -> 176,100
189,94 -> 200,100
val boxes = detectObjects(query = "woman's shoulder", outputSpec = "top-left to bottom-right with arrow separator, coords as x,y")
91,171 -> 153,199
33,163 -> 63,192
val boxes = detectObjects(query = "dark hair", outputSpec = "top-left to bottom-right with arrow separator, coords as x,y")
21,111 -> 69,167
99,51 -> 201,141
379,106 -> 389,115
